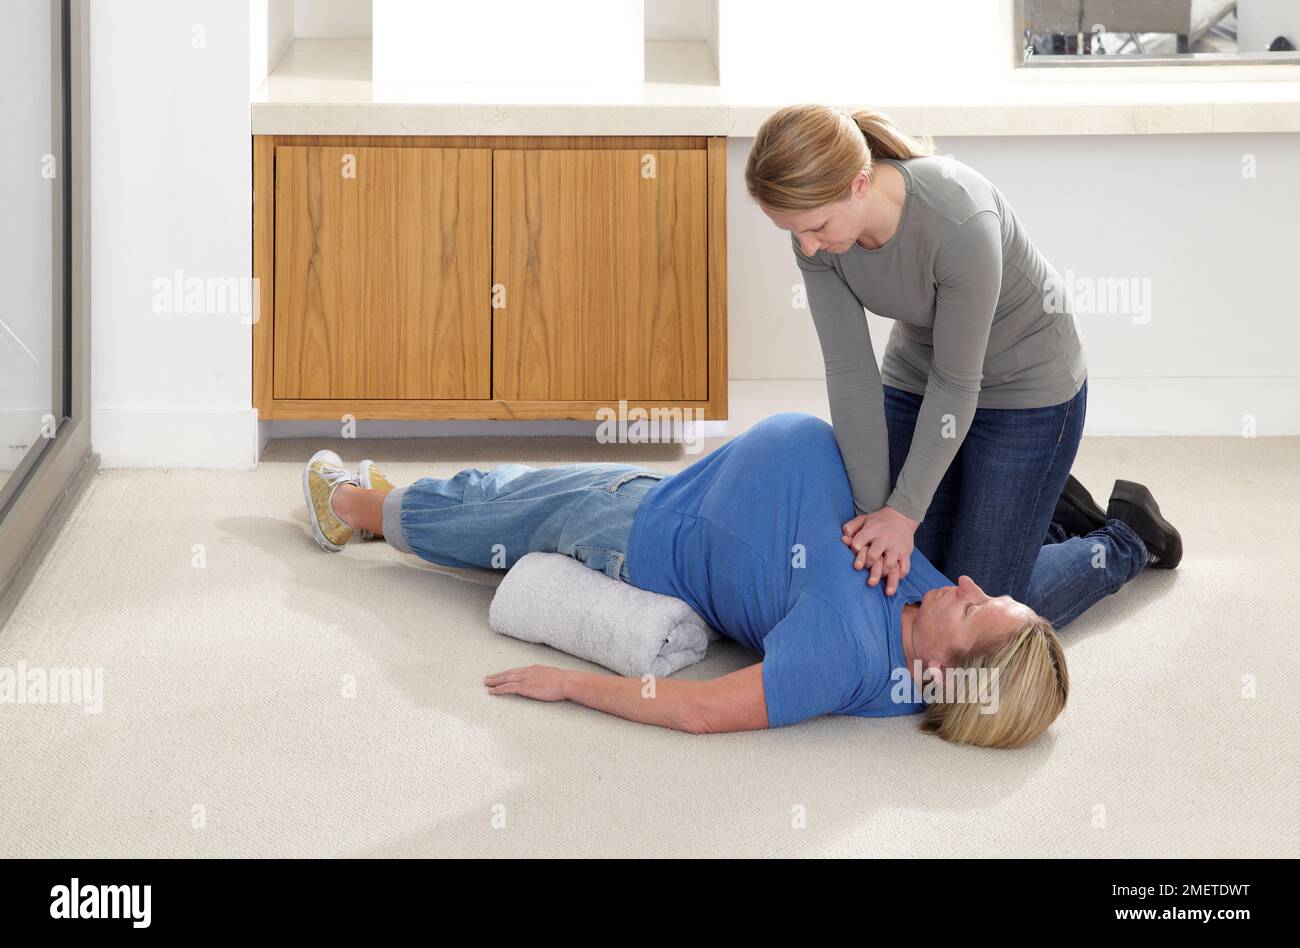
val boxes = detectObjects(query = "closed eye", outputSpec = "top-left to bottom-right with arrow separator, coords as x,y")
965,603 -> 976,617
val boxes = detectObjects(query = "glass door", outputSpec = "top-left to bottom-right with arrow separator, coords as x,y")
0,0 -> 92,623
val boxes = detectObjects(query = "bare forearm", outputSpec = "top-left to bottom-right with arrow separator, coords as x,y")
562,670 -> 700,733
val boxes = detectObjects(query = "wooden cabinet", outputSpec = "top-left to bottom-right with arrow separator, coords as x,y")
253,135 -> 726,420
492,148 -> 708,402
273,146 -> 491,400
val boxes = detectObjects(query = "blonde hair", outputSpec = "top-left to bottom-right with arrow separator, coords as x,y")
745,103 -> 936,214
918,616 -> 1069,750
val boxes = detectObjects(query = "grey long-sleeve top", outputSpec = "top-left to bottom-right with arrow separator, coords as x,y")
792,155 -> 1087,522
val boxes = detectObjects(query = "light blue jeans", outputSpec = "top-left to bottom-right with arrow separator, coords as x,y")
382,463 -> 666,584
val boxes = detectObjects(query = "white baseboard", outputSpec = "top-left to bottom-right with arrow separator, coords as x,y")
728,376 -> 1300,437
1076,377 -> 1300,435
93,408 -> 261,469
260,416 -> 731,441
88,377 -> 1299,469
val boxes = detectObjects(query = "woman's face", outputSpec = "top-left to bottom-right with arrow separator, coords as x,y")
762,170 -> 871,256
916,575 -> 1035,667
764,198 -> 859,256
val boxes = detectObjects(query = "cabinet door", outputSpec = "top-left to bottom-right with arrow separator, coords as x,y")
492,148 -> 708,401
274,146 -> 491,399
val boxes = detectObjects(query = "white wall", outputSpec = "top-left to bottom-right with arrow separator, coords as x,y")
250,0 -> 294,93
88,1 -> 1299,468
295,0 -> 372,38
283,0 -> 717,45
373,1 -> 643,85
728,132 -> 1300,436
645,0 -> 712,39
646,0 -> 718,75
1238,0 -> 1300,51
718,0 -> 1012,97
91,0 -> 257,468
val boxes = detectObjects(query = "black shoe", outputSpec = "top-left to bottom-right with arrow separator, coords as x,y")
1053,474 -> 1108,538
1107,479 -> 1182,569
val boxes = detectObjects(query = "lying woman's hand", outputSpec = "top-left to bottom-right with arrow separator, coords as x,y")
841,506 -> 919,596
484,665 -> 571,702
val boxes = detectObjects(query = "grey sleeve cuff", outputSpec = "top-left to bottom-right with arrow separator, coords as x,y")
382,486 -> 413,554
884,489 -> 929,524
843,460 -> 892,518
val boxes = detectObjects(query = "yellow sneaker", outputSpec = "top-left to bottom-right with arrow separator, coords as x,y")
356,459 -> 395,540
303,449 -> 357,552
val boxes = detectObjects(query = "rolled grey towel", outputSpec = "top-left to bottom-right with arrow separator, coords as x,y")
488,552 -> 720,678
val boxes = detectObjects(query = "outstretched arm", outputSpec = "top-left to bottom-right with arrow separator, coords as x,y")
484,662 -> 769,734
790,232 -> 892,518
886,210 -> 1003,522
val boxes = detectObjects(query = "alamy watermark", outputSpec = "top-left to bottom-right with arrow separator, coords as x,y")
890,661 -> 1001,713
50,878 -> 150,928
151,270 -> 260,324
595,400 -> 706,455
0,661 -> 103,714
1044,269 -> 1151,325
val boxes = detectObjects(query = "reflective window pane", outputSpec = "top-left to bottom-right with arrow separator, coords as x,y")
0,0 -> 57,501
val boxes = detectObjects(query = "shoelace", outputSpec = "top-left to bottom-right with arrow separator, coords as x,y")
317,464 -> 358,519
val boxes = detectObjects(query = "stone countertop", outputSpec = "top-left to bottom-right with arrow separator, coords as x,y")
251,40 -> 1300,137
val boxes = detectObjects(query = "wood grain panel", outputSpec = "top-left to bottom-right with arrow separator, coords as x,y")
707,136 -> 728,420
492,148 -> 708,401
271,135 -> 708,150
253,135 -> 728,419
252,136 -> 276,413
273,145 -> 491,399
258,398 -> 715,420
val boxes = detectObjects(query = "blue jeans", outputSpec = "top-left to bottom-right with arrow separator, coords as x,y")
382,463 -> 664,584
883,379 -> 1149,627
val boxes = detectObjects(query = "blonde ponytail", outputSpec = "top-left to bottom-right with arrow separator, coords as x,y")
846,106 -> 935,160
745,103 -> 934,213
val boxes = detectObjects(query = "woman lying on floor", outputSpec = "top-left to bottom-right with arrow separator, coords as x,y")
301,412 -> 1180,750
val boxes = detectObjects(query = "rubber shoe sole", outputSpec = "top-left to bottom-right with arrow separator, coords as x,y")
1108,479 -> 1182,569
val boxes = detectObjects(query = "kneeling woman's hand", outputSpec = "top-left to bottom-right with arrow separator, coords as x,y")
841,507 -> 918,596
484,665 -> 570,702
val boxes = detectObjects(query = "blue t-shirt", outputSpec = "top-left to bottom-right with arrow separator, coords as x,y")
625,412 -> 953,728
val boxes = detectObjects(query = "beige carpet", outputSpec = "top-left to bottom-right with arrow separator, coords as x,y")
1,433 -> 1297,858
